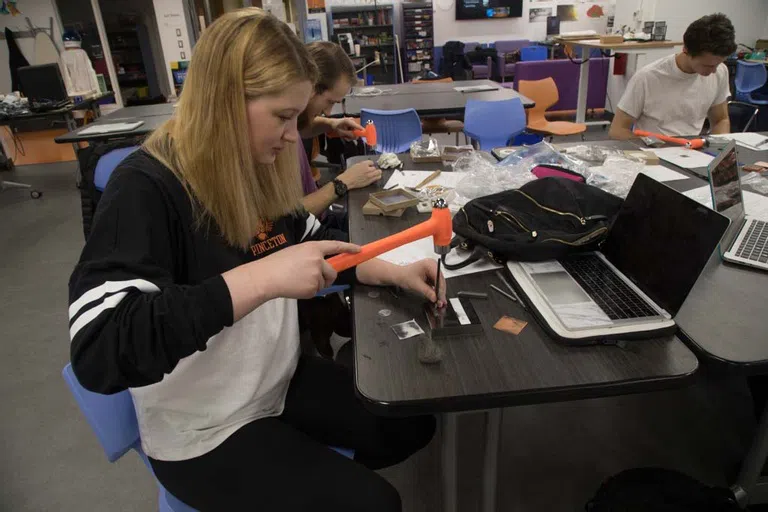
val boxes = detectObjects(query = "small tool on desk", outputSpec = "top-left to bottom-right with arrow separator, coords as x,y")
490,284 -> 517,303
495,270 -> 526,309
414,170 -> 442,191
457,291 -> 488,299
433,258 -> 442,313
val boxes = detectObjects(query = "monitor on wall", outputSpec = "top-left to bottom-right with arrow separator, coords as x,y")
455,0 -> 523,20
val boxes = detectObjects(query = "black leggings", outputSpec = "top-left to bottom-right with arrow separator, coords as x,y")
150,356 -> 436,511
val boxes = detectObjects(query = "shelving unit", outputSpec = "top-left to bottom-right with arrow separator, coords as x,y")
328,4 -> 398,84
402,2 -> 434,82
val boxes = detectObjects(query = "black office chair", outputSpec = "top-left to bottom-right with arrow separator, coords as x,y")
728,100 -> 760,132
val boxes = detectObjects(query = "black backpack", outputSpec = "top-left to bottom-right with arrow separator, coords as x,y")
443,177 -> 623,270
586,468 -> 741,511
441,41 -> 472,81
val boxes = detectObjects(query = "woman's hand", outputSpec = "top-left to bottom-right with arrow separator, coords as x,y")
394,259 -> 448,307
337,161 -> 381,190
329,117 -> 363,139
223,241 -> 360,321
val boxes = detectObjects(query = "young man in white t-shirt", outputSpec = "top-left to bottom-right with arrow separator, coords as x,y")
609,13 -> 736,140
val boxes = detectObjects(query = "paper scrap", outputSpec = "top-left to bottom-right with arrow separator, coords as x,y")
383,170 -> 468,191
449,298 -> 470,325
643,147 -> 714,169
493,316 -> 528,335
709,133 -> 768,151
391,319 -> 424,340
639,165 -> 688,183
378,236 -> 502,278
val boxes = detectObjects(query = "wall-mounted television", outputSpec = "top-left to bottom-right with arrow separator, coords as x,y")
456,0 -> 522,20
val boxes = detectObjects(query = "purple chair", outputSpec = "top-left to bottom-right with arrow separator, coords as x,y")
494,39 -> 530,82
512,58 -> 610,112
461,42 -> 491,79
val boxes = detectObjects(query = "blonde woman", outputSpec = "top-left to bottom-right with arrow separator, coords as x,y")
68,9 -> 440,511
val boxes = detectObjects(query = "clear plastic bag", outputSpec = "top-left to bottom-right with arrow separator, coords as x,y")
497,141 -> 591,176
741,171 -> 768,195
560,144 -> 623,164
409,138 -> 441,159
451,152 -> 536,206
584,156 -> 646,198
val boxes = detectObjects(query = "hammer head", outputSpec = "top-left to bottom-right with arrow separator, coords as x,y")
361,121 -> 377,148
431,199 -> 452,255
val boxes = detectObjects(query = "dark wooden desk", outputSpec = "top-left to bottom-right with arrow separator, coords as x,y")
332,79 -> 535,118
346,152 -> 698,512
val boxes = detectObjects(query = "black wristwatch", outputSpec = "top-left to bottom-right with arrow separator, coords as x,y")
332,178 -> 348,197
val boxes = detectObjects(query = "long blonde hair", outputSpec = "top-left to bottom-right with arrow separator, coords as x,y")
144,9 -> 318,249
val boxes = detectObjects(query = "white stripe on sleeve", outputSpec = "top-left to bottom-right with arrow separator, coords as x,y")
301,213 -> 321,241
69,279 -> 160,320
69,291 -> 129,340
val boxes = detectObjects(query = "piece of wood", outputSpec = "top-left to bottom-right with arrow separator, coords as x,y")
368,188 -> 420,212
362,200 -> 406,217
414,170 -> 442,190
623,150 -> 660,165
599,35 -> 624,45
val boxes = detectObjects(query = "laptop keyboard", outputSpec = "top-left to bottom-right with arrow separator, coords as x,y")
560,255 -> 658,320
735,220 -> 768,263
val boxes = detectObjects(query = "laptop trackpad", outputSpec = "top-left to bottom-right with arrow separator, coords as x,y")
531,271 -> 591,305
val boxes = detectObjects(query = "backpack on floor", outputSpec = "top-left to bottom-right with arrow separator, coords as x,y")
441,41 -> 473,81
443,177 -> 623,270
586,468 -> 740,512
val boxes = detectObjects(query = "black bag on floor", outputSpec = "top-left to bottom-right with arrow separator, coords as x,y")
441,41 -> 473,81
443,177 -> 623,270
586,468 -> 740,511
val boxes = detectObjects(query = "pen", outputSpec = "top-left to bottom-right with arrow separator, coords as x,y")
490,284 -> 517,303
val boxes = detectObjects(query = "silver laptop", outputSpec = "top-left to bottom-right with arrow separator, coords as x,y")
707,140 -> 768,271
507,174 -> 730,341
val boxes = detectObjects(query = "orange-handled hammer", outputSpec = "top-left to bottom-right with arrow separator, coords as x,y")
328,199 -> 452,272
633,129 -> 706,149
326,120 -> 378,148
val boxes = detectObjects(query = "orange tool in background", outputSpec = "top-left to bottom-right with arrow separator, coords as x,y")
633,129 -> 706,149
326,119 -> 378,148
328,199 -> 452,272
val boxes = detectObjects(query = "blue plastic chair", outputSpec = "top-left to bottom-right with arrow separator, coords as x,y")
361,108 -> 423,153
463,98 -> 527,151
735,60 -> 768,105
520,46 -> 548,62
63,364 -> 353,511
94,146 -> 140,191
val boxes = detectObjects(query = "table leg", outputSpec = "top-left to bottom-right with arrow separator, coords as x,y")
575,57 -> 590,124
482,409 -> 502,512
442,413 -> 458,512
732,404 -> 768,506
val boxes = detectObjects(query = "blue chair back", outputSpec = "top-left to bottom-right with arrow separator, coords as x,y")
463,98 -> 526,151
94,146 -> 140,191
361,108 -> 423,153
520,46 -> 548,62
736,60 -> 768,95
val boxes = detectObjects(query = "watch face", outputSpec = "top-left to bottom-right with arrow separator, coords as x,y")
334,179 -> 347,196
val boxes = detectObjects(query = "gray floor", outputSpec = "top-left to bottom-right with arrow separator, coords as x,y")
0,156 -> 759,512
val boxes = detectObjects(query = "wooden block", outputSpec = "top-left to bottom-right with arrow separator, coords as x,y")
362,200 -> 406,217
600,35 -> 625,45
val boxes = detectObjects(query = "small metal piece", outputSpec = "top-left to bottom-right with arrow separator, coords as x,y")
456,291 -> 488,299
487,220 -> 494,233
378,309 -> 392,317
495,270 -> 525,309
433,197 -> 448,209
367,290 -> 380,299
490,284 -> 517,303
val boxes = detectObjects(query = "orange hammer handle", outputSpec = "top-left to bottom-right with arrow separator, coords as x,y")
633,129 -> 705,149
328,207 -> 452,272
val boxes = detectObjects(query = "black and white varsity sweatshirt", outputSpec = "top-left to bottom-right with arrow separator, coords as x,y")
68,149 -> 353,461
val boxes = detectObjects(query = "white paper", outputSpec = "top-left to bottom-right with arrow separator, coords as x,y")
79,121 -> 144,135
639,165 -> 688,182
383,170 -> 468,191
643,147 -> 715,169
449,298 -> 471,325
684,186 -> 768,220
377,236 -> 501,278
709,133 -> 768,151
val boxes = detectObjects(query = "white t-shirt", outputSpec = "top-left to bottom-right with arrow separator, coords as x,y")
617,54 -> 730,137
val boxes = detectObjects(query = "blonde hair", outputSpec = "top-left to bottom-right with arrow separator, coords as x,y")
144,8 -> 318,249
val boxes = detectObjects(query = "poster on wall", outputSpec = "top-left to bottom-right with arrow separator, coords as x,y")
529,7 -> 553,22
308,0 -> 326,14
586,4 -> 604,18
556,4 -> 578,21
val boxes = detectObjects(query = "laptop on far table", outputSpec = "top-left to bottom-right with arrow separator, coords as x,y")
18,64 -> 71,111
506,173 -> 730,343
707,140 -> 768,270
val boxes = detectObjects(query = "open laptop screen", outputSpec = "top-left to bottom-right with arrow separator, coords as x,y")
708,142 -> 745,253
600,174 -> 729,316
